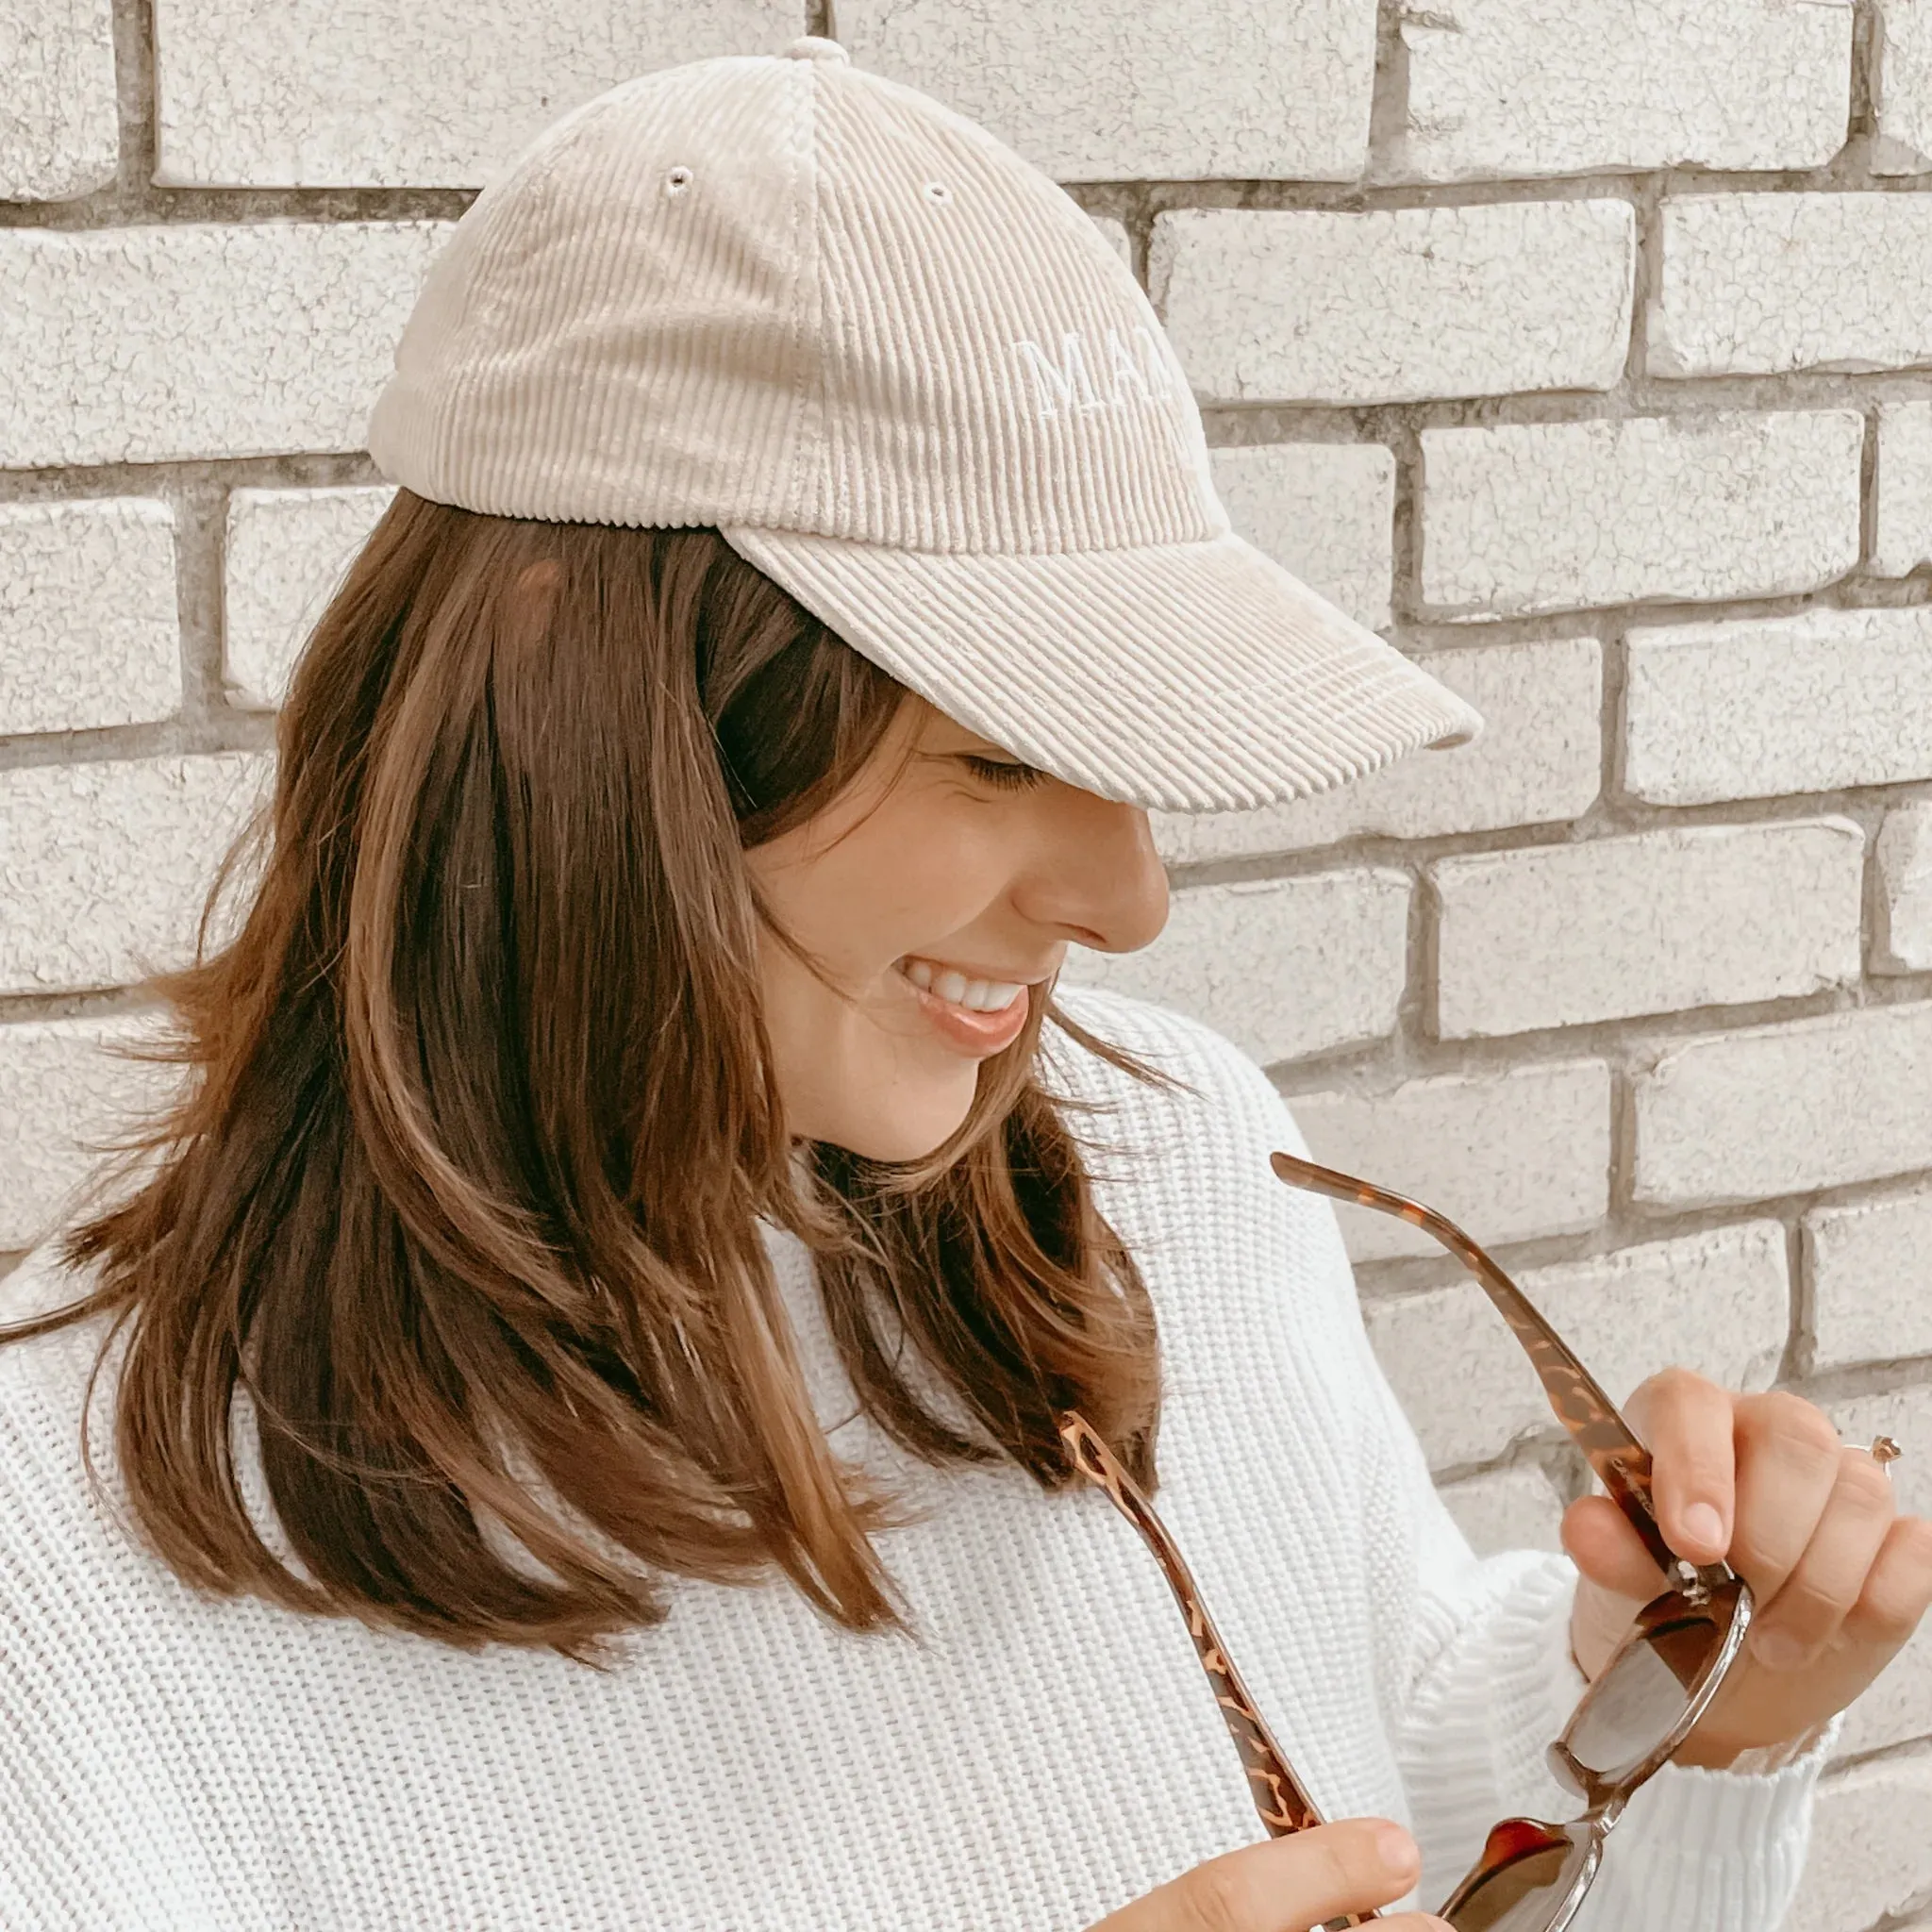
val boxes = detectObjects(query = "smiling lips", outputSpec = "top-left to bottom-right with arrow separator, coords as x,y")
895,956 -> 1033,1056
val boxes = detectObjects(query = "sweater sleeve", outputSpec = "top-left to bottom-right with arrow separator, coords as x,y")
1343,1223 -> 1830,1929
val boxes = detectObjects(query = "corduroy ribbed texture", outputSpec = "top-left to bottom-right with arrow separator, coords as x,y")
0,991 -> 1826,1931
363,35 -> 1483,814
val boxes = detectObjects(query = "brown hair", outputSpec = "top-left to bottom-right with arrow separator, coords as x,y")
4,489 -> 1162,1665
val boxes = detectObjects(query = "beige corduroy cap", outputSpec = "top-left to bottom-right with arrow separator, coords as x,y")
365,28 -> 1482,814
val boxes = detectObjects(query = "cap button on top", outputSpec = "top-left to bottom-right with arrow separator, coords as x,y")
783,35 -> 850,63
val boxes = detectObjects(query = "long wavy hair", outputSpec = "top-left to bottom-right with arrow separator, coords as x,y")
2,489 -> 1163,1666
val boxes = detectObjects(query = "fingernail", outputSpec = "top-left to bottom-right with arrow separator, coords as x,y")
1753,1629 -> 1805,1671
1682,1502 -> 1724,1552
1376,1824 -> 1421,1878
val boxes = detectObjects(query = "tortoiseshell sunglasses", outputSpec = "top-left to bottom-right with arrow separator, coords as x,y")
1059,1150 -> 1755,1932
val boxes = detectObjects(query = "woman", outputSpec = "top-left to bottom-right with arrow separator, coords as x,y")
2,33 -> 1926,1932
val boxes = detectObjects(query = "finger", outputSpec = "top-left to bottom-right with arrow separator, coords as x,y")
1091,1819 -> 1424,1932
1746,1444 -> 1898,1670
1562,1493 -> 1667,1602
1840,1514 -> 1932,1659
1628,1369 -> 1738,1562
1727,1391 -> 1843,1601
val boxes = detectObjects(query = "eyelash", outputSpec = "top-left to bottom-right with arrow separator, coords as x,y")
962,756 -> 1046,791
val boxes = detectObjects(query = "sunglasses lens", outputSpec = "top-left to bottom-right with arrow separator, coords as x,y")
1559,1579 -> 1743,1788
1442,1819 -> 1592,1932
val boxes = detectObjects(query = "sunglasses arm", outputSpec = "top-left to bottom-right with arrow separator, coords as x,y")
1269,1153 -> 1729,1604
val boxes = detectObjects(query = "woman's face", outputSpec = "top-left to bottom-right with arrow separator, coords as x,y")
744,696 -> 1170,1161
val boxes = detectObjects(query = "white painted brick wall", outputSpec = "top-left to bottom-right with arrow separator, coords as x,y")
1395,0 -> 1852,181
1,0 -> 119,200
224,486 -> 396,709
1151,200 -> 1634,405
1437,1463 -> 1568,1557
841,0 -> 1380,183
1206,443 -> 1394,632
0,501 -> 181,736
0,755 -> 271,994
1876,401 -> 1932,576
1062,872 -> 1409,1067
1875,804 -> 1932,974
0,223 -> 451,470
1787,1757 -> 1932,1932
1624,608 -> 1932,807
1432,821 -> 1864,1039
1651,193 -> 1932,377
1876,0 -> 1932,174
1807,1191 -> 1932,1370
0,1013 -> 176,1251
7,7 -> 1932,1914
1152,636 -> 1601,864
1419,412 -> 1864,618
1365,1222 -> 1787,1470
1635,1005 -> 1932,1208
151,0 -> 790,188
1287,1059 -> 1611,1262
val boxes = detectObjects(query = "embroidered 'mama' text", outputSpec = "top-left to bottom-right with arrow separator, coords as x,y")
1010,325 -> 1175,421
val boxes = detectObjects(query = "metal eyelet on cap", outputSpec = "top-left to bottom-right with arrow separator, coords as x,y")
664,165 -> 693,196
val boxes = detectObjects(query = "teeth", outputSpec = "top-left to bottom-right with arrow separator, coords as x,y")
899,959 -> 1024,1014
968,979 -> 1024,1012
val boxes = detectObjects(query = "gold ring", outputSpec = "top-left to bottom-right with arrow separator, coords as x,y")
1872,1435 -> 1903,1471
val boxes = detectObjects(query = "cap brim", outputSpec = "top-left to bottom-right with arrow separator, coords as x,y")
715,525 -> 1482,813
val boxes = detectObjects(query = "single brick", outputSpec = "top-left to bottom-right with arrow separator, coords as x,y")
0,754 -> 271,995
1420,412 -> 1862,618
0,222 -> 450,471
1397,0 -> 1851,181
1876,0 -> 1932,174
1807,1191 -> 1932,1370
1876,804 -> 1932,974
1875,400 -> 1932,576
1624,608 -> 1932,807
1060,871 -> 1409,1068
151,0 -> 788,187
225,487 -> 396,710
0,500 -> 181,737
1206,443 -> 1394,632
0,1014 -> 177,1250
1634,1004 -> 1932,1208
840,0 -> 1380,182
1154,637 -> 1601,865
1432,821 -> 1863,1040
1151,200 -> 1632,407
1652,193 -> 1932,377
1436,1465 -> 1567,1558
1786,1752 -> 1932,1932
0,0 -> 119,199
1286,1059 -> 1611,1264
1365,1224 -> 1787,1472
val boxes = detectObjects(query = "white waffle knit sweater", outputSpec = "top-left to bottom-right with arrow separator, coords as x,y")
0,990 -> 1827,1931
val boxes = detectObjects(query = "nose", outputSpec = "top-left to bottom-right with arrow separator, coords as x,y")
1016,789 -> 1170,956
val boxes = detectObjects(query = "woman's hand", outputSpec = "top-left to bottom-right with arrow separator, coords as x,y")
1087,1818 -> 1448,1931
1563,1370 -> 1932,1767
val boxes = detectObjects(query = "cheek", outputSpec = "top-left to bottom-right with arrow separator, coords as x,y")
773,821 -> 1001,978
745,815 -> 1007,1158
